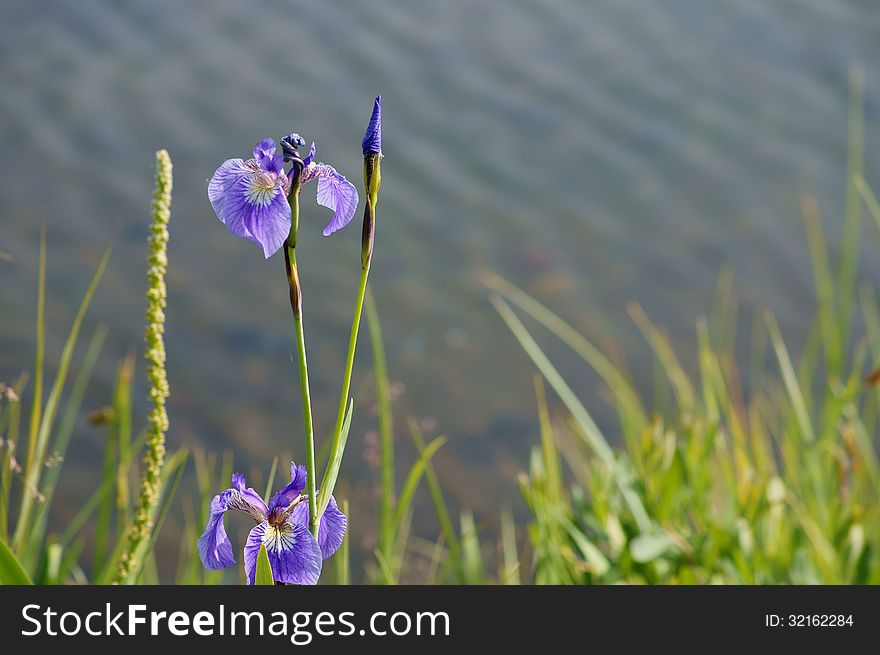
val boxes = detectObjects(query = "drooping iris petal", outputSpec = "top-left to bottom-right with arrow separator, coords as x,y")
292,494 -> 347,559
317,495 -> 347,558
362,95 -> 382,155
197,474 -> 269,571
244,518 -> 322,585
197,490 -> 237,570
268,463 -> 308,512
208,157 -> 292,258
253,138 -> 284,174
304,164 -> 358,236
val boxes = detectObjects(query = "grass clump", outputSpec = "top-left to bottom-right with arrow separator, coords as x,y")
486,72 -> 880,584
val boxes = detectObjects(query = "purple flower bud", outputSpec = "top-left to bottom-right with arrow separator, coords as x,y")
362,95 -> 382,156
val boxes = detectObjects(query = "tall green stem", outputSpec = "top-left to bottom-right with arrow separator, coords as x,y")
284,190 -> 318,537
319,194 -> 375,511
330,267 -> 369,457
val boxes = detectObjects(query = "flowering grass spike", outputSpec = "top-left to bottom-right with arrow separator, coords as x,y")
114,149 -> 172,583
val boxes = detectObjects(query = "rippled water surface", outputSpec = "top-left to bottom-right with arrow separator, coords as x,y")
2,0 -> 879,573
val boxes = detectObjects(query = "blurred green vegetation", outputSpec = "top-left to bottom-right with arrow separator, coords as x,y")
483,71 -> 880,584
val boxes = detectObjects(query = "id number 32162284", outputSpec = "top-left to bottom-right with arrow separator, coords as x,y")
765,614 -> 854,628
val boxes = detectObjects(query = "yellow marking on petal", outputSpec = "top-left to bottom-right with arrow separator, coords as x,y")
245,172 -> 279,206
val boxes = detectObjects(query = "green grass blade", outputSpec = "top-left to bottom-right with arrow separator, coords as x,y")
316,398 -> 353,518
0,536 -> 32,584
263,456 -> 279,506
409,419 -> 464,582
14,247 -> 111,556
839,66 -> 865,347
365,288 -> 396,575
491,294 -> 651,531
24,227 -> 46,506
801,194 -> 841,373
765,313 -> 815,443
114,352 -> 135,519
333,498 -> 351,585
57,430 -> 147,550
534,375 -> 563,504
855,175 -> 880,235
628,303 -> 695,413
490,294 -> 615,466
499,508 -> 521,584
255,544 -> 274,585
29,325 -> 108,559
391,435 -> 447,540
484,272 -> 647,435
128,449 -> 189,585
459,511 -> 484,585
95,358 -> 128,573
0,375 -> 25,541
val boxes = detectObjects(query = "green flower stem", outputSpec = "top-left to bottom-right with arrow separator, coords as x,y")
322,267 -> 369,500
284,189 -> 318,537
320,191 -> 377,511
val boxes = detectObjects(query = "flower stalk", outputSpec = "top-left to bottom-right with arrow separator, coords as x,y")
321,96 -> 382,514
114,149 -> 172,583
283,171 -> 319,538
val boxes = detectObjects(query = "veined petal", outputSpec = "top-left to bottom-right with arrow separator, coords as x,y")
292,494 -> 347,559
268,462 -> 308,512
208,158 -> 292,258
244,518 -> 322,585
197,491 -> 236,570
253,138 -> 284,174
232,473 -> 269,518
197,474 -> 268,571
208,158 -> 254,236
317,495 -> 347,558
302,163 -> 358,236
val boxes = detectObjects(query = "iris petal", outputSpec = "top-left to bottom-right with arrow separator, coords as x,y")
303,142 -> 316,167
253,138 -> 284,174
208,158 -> 292,258
268,463 -> 308,513
231,473 -> 269,518
208,159 -> 254,238
197,473 -> 268,571
244,518 -> 322,585
316,495 -> 347,559
292,494 -> 347,559
197,491 -> 236,570
312,165 -> 359,236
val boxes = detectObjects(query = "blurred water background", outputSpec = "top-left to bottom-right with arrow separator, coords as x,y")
1,0 -> 879,577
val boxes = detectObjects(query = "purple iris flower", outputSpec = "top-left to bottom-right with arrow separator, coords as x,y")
198,463 -> 347,585
208,137 -> 358,258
